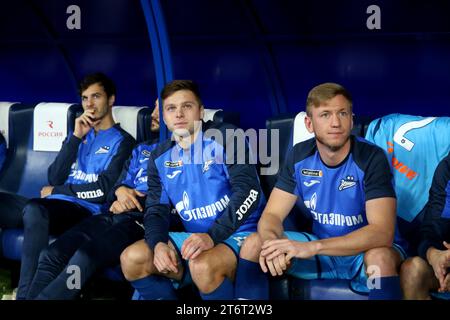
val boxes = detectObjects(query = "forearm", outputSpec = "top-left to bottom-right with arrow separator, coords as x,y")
315,224 -> 393,256
426,247 -> 441,264
257,212 -> 285,242
48,135 -> 81,184
144,204 -> 171,251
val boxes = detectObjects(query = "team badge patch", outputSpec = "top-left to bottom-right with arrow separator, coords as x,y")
202,159 -> 214,173
94,145 -> 110,154
338,175 -> 357,191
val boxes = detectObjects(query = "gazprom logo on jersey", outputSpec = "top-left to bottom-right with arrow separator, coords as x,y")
69,170 -> 98,183
175,191 -> 230,222
136,168 -> 147,184
304,192 -> 317,210
305,193 -> 364,227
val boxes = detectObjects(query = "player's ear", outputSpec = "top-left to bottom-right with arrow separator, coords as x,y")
200,105 -> 204,120
108,95 -> 115,108
305,114 -> 314,133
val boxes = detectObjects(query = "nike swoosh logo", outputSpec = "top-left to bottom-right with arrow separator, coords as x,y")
167,170 -> 182,179
303,180 -> 320,187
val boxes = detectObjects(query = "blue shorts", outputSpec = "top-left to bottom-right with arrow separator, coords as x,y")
168,231 -> 252,289
284,231 -> 407,294
430,292 -> 450,300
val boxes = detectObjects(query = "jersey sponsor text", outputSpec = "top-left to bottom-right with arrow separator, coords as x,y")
76,189 -> 104,199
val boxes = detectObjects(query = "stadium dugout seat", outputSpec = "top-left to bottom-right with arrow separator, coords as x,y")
262,111 -> 374,300
203,108 -> 240,127
112,106 -> 156,143
0,102 -> 82,197
0,102 -> 82,260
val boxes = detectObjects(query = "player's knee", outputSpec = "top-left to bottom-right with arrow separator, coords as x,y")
189,254 -> 225,292
120,244 -> 152,280
364,247 -> 400,275
71,246 -> 97,270
189,255 -> 216,281
22,200 -> 48,225
400,257 -> 429,287
38,244 -> 60,265
239,233 -> 262,261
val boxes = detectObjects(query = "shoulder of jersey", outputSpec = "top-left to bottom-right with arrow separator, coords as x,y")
291,137 -> 316,162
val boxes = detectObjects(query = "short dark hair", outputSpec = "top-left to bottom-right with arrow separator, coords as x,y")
78,72 -> 116,98
160,80 -> 202,106
306,82 -> 352,116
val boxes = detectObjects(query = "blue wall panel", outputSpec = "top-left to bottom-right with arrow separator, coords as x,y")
0,0 -> 156,107
0,0 -> 449,130
170,42 -> 274,129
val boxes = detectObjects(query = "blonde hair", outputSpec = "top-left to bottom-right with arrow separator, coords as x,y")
306,82 -> 352,116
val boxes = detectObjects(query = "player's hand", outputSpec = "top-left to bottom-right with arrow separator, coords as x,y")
40,185 -> 54,198
440,273 -> 450,293
181,233 -> 214,260
115,186 -> 146,212
428,244 -> 450,292
109,200 -> 127,214
74,109 -> 101,139
261,238 -> 318,262
154,242 -> 179,274
259,253 -> 289,276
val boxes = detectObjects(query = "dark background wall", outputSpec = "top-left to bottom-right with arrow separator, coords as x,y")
1,0 -> 449,129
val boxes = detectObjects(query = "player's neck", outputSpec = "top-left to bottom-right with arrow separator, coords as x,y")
317,139 -> 351,167
176,127 -> 201,150
94,114 -> 115,133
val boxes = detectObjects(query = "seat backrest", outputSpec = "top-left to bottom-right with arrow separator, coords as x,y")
0,102 -> 18,175
0,103 -> 81,198
203,108 -> 240,127
136,107 -> 157,143
260,113 -> 296,198
0,103 -> 35,194
0,102 -> 17,148
112,106 -> 151,143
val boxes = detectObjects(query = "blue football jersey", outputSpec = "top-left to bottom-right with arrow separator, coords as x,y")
277,136 -> 405,248
117,141 -> 157,193
47,124 -> 135,214
144,121 -> 265,249
365,114 -> 450,222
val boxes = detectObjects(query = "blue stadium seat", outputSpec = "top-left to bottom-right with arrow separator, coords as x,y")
0,103 -> 81,261
1,228 -> 57,261
204,108 -> 240,127
113,106 -> 156,143
0,103 -> 82,197
0,103 -> 36,194
291,279 -> 368,300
